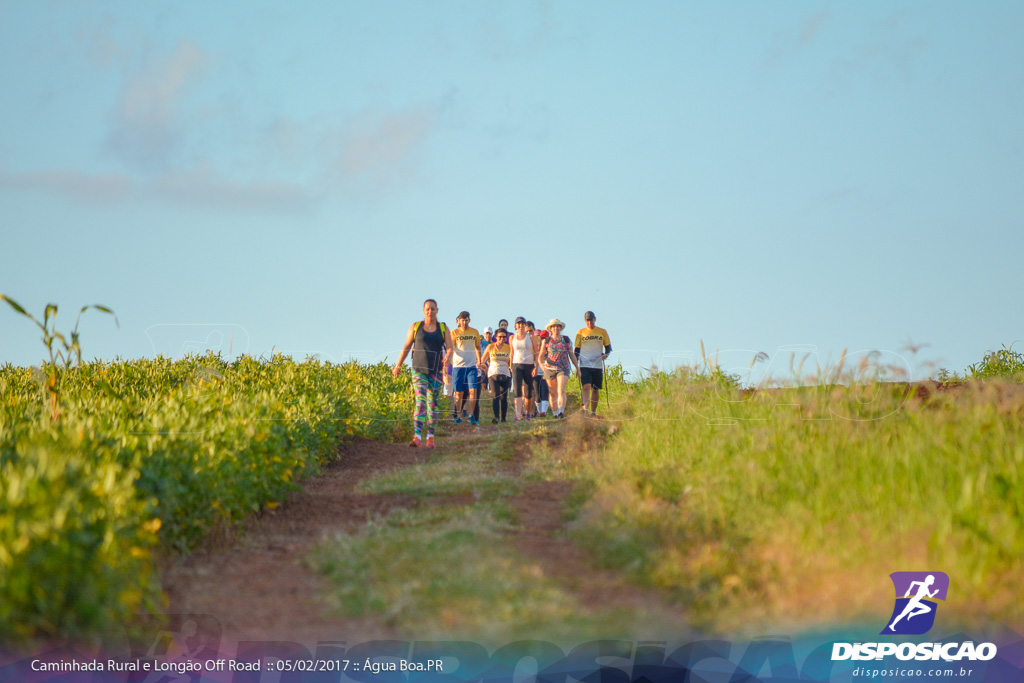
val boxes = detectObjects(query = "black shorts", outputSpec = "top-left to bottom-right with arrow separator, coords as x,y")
580,367 -> 604,390
513,364 -> 534,398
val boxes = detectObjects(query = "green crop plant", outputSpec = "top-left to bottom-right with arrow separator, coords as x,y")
1,294 -> 117,420
1,349 -> 414,644
0,435 -> 161,641
967,343 -> 1024,382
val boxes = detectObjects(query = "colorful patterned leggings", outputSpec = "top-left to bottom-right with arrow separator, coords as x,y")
412,371 -> 443,437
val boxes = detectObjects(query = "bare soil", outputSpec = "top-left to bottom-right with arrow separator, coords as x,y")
160,437 -> 426,648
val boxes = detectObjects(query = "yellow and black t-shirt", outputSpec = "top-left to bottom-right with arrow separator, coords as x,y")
575,327 -> 611,369
451,326 -> 481,368
487,342 -> 512,377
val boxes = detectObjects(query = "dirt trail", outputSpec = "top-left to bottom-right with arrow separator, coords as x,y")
508,479 -> 685,625
161,424 -> 687,648
160,437 -> 425,647
504,424 -> 692,637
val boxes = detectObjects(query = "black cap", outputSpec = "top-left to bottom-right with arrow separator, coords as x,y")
457,310 -> 470,320
514,316 -> 526,324
584,311 -> 596,321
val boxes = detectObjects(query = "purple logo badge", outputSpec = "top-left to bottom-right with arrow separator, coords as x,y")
881,571 -> 949,635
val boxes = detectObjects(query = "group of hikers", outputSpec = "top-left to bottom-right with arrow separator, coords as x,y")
391,300 -> 613,448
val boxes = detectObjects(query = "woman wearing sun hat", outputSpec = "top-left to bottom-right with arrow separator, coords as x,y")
537,318 -> 580,418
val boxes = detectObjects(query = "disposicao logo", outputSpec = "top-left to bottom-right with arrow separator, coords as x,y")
831,571 -> 998,663
881,571 -> 949,635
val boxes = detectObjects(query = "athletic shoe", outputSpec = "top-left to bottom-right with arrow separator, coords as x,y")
409,436 -> 422,447
469,417 -> 480,426
425,435 -> 435,448
525,414 -> 532,421
515,417 -> 523,422
454,417 -> 462,425
491,418 -> 499,424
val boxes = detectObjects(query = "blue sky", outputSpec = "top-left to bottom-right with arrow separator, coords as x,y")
2,1 -> 1022,383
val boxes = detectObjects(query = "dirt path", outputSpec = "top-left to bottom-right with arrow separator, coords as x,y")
160,437 -> 427,648
508,479 -> 687,632
504,422 -> 692,638
160,423 -> 688,649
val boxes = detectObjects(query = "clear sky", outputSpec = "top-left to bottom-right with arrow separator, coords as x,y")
2,1 -> 1022,384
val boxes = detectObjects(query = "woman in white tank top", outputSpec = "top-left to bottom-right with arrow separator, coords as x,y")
510,317 -> 540,420
511,331 -> 534,364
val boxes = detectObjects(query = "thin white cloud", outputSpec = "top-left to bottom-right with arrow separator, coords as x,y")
106,42 -> 207,171
3,99 -> 443,210
798,12 -> 829,47
149,165 -> 314,212
76,16 -> 122,68
766,10 -> 831,68
473,0 -> 566,62
0,167 -> 131,202
0,165 -> 314,213
336,107 -> 438,192
261,117 -> 309,166
766,9 -> 925,88
3,29 -> 449,211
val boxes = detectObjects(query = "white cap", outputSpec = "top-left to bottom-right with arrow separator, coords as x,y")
484,326 -> 494,334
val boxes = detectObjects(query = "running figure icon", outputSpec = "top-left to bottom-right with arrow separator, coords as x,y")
888,574 -> 939,631
880,571 -> 948,635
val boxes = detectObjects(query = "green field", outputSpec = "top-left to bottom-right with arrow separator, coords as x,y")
532,367 -> 1024,634
2,328 -> 1021,644
0,353 -> 411,642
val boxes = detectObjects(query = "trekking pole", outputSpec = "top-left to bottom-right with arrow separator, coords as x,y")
602,356 -> 610,411
579,365 -> 585,415
573,345 -> 584,416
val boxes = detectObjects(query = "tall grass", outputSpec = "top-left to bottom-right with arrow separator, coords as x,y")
551,366 -> 1024,634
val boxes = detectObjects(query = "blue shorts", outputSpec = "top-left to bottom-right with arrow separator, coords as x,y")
452,366 -> 479,393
